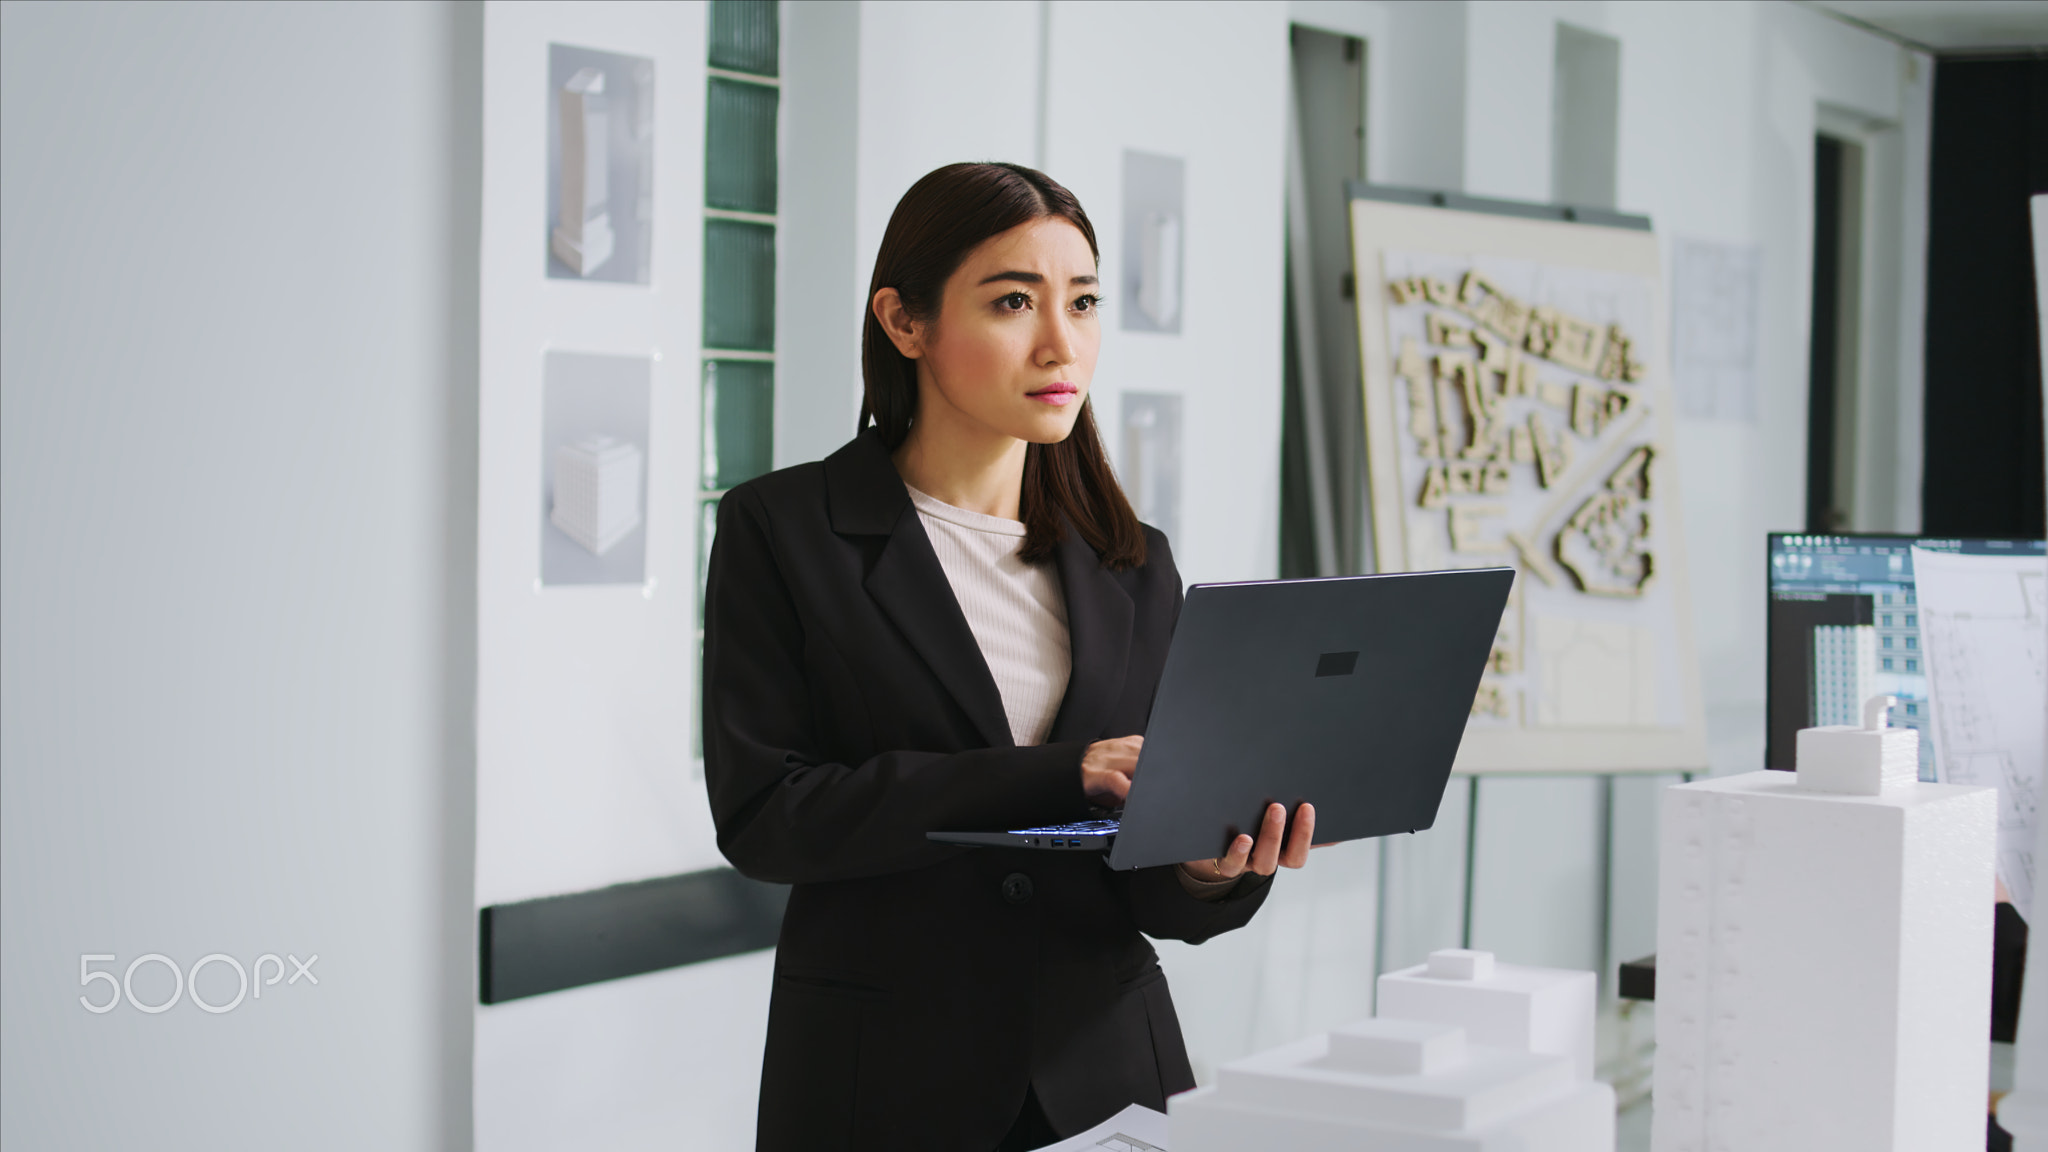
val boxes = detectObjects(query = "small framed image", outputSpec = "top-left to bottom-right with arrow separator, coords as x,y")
1121,150 -> 1186,334
541,350 -> 651,586
546,43 -> 654,284
1121,391 -> 1184,541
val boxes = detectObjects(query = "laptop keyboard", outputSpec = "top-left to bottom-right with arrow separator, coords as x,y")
1010,818 -> 1121,836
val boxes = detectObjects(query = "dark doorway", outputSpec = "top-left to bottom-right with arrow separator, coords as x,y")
1281,24 -> 1369,579
1807,134 -> 1855,535
1921,57 -> 2048,539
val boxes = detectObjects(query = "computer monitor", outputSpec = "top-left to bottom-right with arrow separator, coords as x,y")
1765,532 -> 2048,777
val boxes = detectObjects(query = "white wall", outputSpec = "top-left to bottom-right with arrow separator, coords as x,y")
0,2 -> 1940,1148
0,2 -> 479,1148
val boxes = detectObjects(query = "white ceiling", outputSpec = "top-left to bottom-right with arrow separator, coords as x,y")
1805,0 -> 2048,51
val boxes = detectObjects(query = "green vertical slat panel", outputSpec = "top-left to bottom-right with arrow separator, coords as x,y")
703,360 -> 775,491
697,496 -> 721,626
706,78 -> 779,214
703,219 -> 776,351
709,0 -> 778,77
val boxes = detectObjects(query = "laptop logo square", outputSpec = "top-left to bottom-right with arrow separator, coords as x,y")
1315,651 -> 1360,678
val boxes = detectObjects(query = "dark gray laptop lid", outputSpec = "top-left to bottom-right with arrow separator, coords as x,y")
1105,567 -> 1513,870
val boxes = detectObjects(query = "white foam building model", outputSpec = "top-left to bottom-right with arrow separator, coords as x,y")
1653,694 -> 1996,1152
1170,949 -> 1613,1151
551,66 -> 614,276
1379,947 -> 1598,1082
550,434 -> 642,556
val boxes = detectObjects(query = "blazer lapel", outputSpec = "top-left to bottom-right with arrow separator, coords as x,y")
864,510 -> 1017,749
827,431 -> 1015,750
1047,520 -> 1133,744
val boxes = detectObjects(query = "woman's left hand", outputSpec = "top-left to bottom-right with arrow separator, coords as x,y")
1180,802 -> 1316,883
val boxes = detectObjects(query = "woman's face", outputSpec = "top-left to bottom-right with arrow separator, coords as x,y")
890,216 -> 1103,446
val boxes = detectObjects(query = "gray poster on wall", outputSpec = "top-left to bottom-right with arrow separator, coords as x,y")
1121,391 -> 1183,542
541,350 -> 650,586
1121,150 -> 1186,334
546,43 -> 654,284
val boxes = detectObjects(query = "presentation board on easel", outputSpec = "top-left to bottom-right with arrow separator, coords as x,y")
1350,187 -> 1708,774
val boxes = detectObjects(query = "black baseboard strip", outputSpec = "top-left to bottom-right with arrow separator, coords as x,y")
480,867 -> 789,1004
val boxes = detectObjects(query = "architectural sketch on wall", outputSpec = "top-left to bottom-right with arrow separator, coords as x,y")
540,350 -> 651,586
1671,237 -> 1761,423
1352,194 -> 1707,772
1121,150 -> 1185,334
1912,545 -> 2048,912
546,43 -> 654,284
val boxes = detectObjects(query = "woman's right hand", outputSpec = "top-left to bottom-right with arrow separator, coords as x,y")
1082,735 -> 1143,806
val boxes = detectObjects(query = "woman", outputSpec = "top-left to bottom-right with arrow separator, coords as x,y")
703,162 -> 1314,1151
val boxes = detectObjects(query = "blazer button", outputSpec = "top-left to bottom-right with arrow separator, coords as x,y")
1001,872 -> 1034,905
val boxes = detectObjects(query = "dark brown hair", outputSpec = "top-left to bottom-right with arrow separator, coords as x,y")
860,162 -> 1147,570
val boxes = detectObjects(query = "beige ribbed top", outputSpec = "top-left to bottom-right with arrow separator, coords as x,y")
908,484 -> 1240,900
907,485 -> 1071,747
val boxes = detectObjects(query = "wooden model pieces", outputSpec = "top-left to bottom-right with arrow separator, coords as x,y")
1395,336 -> 1429,383
1386,267 -> 1656,596
1546,313 -> 1608,375
1459,271 -> 1534,345
1419,465 -> 1449,508
1419,460 -> 1511,509
1570,386 -> 1601,438
1608,444 -> 1652,500
1449,503 -> 1506,553
1555,445 -> 1656,597
1398,339 -> 1441,457
1509,358 -> 1540,398
1507,530 -> 1564,587
1435,376 -> 1469,462
1406,377 -> 1440,454
1445,461 -> 1510,495
1387,271 -> 1639,382
1597,324 -> 1646,383
1509,424 -> 1536,463
1570,384 -> 1632,439
1472,327 -> 1517,388
1470,681 -> 1511,719
1432,353 -> 1481,458
1529,413 -> 1573,487
1427,313 -> 1474,347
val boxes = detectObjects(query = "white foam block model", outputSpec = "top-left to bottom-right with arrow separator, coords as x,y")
1654,696 -> 1995,1152
1170,1016 -> 1614,1151
551,66 -> 614,275
550,435 -> 642,555
1795,693 -> 1921,796
1376,949 -> 1597,1081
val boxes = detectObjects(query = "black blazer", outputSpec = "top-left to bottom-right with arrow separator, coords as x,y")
703,429 -> 1273,1150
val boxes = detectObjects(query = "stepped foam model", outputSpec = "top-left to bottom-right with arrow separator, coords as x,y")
1378,947 -> 1597,1081
1653,695 -> 1996,1152
1172,949 -> 1613,1151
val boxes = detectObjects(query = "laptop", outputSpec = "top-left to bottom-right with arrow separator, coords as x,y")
929,566 -> 1514,871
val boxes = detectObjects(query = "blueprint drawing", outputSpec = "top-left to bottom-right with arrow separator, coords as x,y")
1912,546 -> 2048,913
